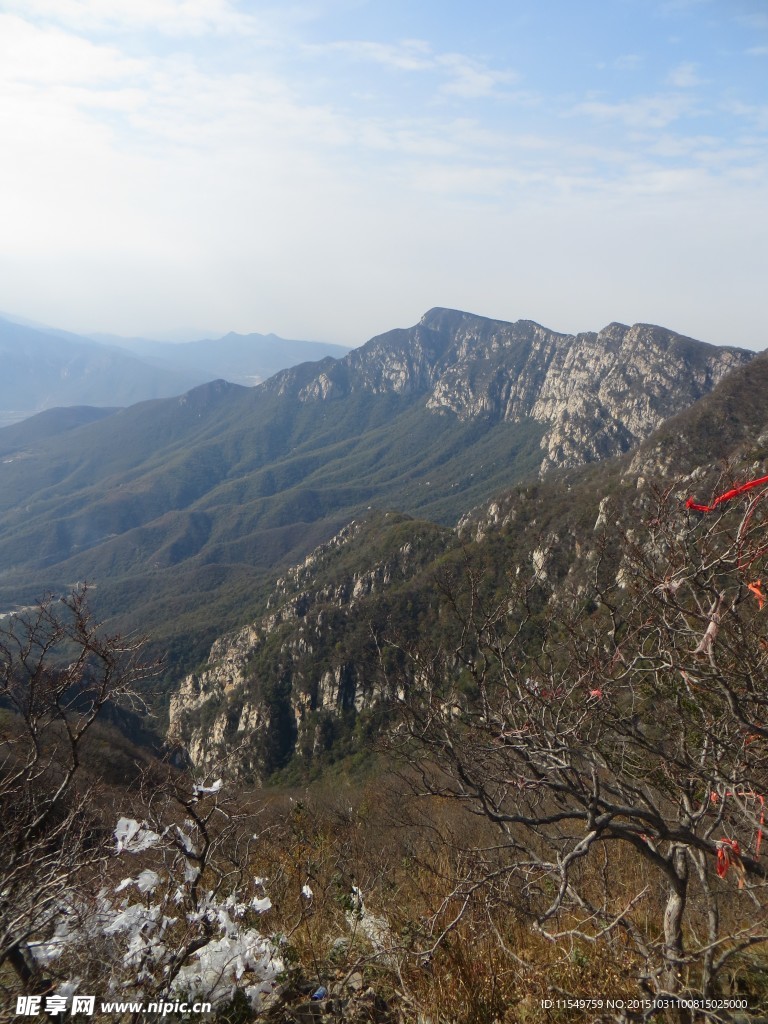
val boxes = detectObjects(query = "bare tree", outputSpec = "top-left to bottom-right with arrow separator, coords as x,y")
389,485 -> 768,1019
0,587 -> 155,995
0,589 -> 287,1019
45,773 -> 284,1016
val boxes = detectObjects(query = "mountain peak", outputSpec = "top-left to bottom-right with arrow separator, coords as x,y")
418,307 -> 478,329
0,306 -> 756,673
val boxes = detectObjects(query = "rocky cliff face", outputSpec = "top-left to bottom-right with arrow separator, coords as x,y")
265,309 -> 752,474
166,315 -> 760,779
167,515 -> 451,780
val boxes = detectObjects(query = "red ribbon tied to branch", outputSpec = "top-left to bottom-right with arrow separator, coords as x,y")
685,473 -> 768,607
711,789 -> 765,869
716,838 -> 746,888
686,473 -> 768,514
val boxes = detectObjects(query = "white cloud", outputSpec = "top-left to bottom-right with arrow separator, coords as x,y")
0,1 -> 764,350
736,12 -> 768,31
659,0 -> 715,13
572,92 -> 694,130
404,162 -> 520,198
1,0 -> 258,37
322,39 -> 434,72
314,38 -> 518,101
666,62 -> 703,88
436,54 -> 518,100
720,99 -> 768,132
612,54 -> 644,71
0,14 -> 145,86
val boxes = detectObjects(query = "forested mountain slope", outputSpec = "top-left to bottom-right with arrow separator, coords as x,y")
0,310 -> 753,660
167,350 -> 768,782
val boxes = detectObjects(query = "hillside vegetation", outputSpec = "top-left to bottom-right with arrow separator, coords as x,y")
0,310 -> 750,678
4,325 -> 768,1020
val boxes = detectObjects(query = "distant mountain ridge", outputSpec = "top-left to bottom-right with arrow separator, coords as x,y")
0,317 -> 203,426
0,314 -> 350,425
93,331 -> 350,388
0,309 -> 754,659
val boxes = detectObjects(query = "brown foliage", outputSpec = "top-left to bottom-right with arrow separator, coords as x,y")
382,484 -> 768,1019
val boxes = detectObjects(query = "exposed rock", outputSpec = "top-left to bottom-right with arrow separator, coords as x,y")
166,315 -> 759,780
269,309 -> 752,475
166,515 -> 448,779
421,317 -> 749,474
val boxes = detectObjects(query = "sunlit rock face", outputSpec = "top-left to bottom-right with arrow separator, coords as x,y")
167,310 -> 755,778
418,313 -> 750,473
269,308 -> 753,476
166,517 -> 432,780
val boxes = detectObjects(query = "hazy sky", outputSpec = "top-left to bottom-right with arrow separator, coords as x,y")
1,0 -> 766,349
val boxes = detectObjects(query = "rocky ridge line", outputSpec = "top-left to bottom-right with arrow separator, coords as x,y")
264,309 -> 753,474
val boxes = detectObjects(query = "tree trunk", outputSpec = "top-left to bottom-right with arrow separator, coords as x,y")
663,846 -> 691,1024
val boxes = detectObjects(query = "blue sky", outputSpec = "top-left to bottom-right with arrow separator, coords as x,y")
0,0 -> 766,348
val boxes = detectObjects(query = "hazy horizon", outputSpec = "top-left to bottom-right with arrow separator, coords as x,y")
1,0 -> 766,351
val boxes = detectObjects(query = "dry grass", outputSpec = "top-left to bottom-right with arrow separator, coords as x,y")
247,773 -> 746,1023
5,763 -> 768,1023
